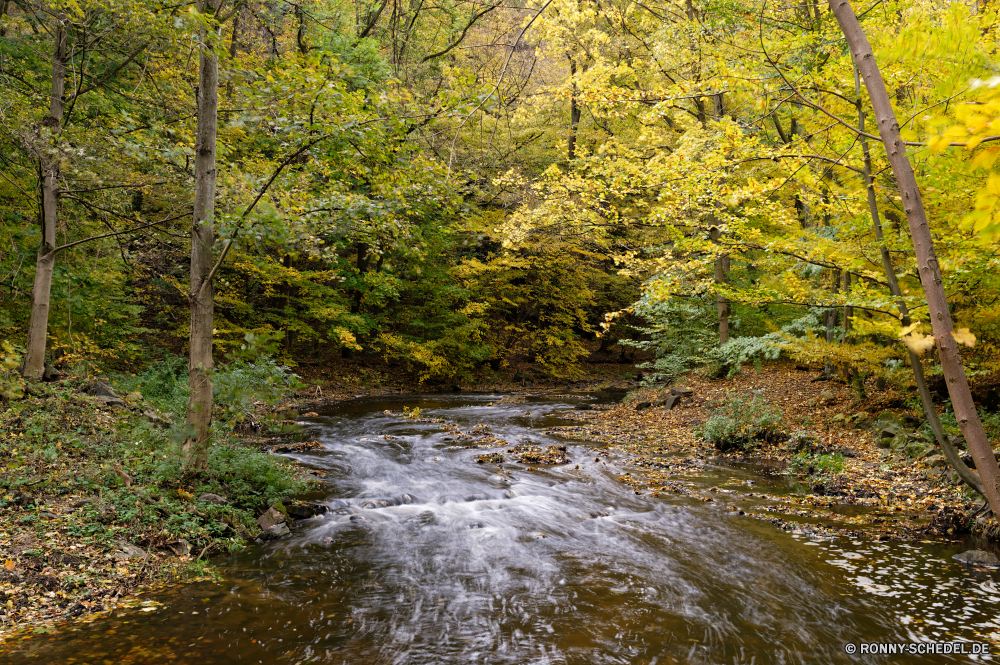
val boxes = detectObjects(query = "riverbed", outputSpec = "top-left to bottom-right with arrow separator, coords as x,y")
4,392 -> 999,664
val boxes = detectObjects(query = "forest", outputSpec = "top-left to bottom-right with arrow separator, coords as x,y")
4,0 -> 1000,659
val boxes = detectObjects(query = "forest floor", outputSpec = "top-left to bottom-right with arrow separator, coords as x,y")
552,361 -> 988,542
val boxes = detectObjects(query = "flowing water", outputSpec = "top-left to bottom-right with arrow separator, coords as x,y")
5,392 -> 1000,664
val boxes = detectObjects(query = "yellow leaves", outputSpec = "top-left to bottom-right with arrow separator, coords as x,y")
953,327 -> 976,348
970,148 -> 1000,170
4,559 -> 14,571
898,324 -> 977,354
901,323 -> 936,355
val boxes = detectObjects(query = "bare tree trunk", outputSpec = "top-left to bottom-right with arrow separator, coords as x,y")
184,0 -> 221,471
568,57 -> 580,161
853,67 -> 983,496
831,0 -> 1000,513
23,22 -> 67,380
711,91 -> 724,119
709,226 -> 730,344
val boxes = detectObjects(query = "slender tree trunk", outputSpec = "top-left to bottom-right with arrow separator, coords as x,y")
710,226 -> 730,344
184,0 -> 221,471
822,268 -> 840,377
226,7 -> 240,98
853,68 -> 983,495
568,58 -> 580,161
831,0 -> 1000,513
23,23 -> 67,380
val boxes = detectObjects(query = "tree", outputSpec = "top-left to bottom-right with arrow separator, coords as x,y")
183,0 -> 224,470
829,0 -> 1000,516
5,1 -> 165,379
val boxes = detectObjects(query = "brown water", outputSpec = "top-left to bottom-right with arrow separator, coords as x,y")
4,392 -> 1000,664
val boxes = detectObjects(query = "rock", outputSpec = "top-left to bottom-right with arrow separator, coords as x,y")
71,497 -> 96,509
143,409 -> 172,428
257,505 -> 287,530
167,539 -> 192,556
114,541 -> 147,560
878,426 -> 898,440
656,394 -> 682,410
670,386 -> 694,397
635,401 -> 652,411
96,395 -> 126,409
876,437 -> 893,449
42,363 -> 61,382
84,380 -> 119,399
904,443 -> 933,459
260,524 -> 290,540
198,493 -> 228,505
900,414 -> 922,427
286,503 -> 316,519
960,450 -> 1000,469
573,403 -> 593,410
925,455 -> 948,468
953,550 -> 1000,566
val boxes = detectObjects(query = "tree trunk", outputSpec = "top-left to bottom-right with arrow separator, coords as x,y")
831,0 -> 1000,514
184,0 -> 221,471
568,58 -> 580,161
853,67 -> 983,496
711,92 -> 724,120
710,226 -> 730,344
23,22 -> 67,380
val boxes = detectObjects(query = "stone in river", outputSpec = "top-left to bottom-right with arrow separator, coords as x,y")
286,503 -> 316,519
953,550 -> 1000,566
257,505 -> 287,530
261,524 -> 290,540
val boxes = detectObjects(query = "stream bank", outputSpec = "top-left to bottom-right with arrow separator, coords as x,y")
567,362 -> 996,543
2,389 -> 999,664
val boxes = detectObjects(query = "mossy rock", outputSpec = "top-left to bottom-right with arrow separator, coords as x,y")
904,443 -> 933,459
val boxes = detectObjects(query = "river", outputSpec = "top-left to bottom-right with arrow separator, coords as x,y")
4,392 -> 999,664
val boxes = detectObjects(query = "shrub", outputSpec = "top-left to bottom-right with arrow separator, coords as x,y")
787,451 -> 845,477
699,394 -> 783,452
213,357 -> 303,427
111,354 -> 302,427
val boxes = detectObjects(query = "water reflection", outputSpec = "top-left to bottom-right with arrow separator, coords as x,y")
3,393 -> 998,664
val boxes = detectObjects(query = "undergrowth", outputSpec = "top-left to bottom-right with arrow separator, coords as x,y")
699,394 -> 783,452
0,355 -> 309,556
